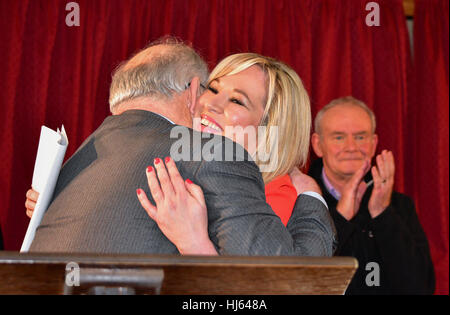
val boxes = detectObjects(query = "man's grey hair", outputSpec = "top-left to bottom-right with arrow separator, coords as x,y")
109,36 -> 209,113
314,96 -> 377,134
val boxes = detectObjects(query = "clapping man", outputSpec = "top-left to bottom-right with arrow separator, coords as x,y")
309,97 -> 435,294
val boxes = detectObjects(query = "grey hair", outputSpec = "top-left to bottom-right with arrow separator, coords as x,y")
109,37 -> 209,113
314,96 -> 376,134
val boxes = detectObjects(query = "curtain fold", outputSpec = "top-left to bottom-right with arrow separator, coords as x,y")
0,0 -> 447,294
411,0 -> 449,295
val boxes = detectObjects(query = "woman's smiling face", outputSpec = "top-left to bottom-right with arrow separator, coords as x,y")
194,65 -> 267,140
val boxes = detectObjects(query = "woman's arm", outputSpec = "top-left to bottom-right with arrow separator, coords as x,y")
137,156 -> 218,255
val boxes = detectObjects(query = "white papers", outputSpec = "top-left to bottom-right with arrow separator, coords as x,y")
20,125 -> 68,252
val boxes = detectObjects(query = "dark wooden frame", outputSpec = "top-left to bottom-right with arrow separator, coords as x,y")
0,251 -> 358,295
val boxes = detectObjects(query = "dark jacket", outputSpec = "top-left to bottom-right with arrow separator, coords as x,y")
309,158 -> 435,294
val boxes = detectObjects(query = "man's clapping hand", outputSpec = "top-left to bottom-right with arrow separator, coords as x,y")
368,150 -> 395,218
336,150 -> 395,221
336,159 -> 370,220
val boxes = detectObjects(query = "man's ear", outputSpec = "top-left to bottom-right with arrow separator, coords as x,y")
187,76 -> 200,115
311,133 -> 323,157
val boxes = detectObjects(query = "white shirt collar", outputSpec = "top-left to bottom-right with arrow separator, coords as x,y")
154,112 -> 175,124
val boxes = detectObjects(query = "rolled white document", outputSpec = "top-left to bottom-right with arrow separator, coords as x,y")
20,125 -> 68,252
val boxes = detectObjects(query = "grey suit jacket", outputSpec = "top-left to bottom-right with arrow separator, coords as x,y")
30,110 -> 336,255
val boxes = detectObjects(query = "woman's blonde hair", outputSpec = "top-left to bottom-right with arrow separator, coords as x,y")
209,53 -> 311,184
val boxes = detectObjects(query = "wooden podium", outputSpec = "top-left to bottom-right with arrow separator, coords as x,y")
0,251 -> 357,295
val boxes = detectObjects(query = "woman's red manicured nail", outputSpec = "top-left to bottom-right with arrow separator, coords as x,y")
154,158 -> 161,165
136,189 -> 142,195
186,179 -> 193,184
165,156 -> 171,163
147,166 -> 153,173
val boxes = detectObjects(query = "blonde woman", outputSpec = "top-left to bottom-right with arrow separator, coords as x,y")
136,53 -> 326,254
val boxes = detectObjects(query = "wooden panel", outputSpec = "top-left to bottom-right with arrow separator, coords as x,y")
0,252 -> 358,295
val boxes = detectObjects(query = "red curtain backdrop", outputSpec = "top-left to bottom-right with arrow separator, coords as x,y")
0,0 -> 447,294
409,0 -> 449,295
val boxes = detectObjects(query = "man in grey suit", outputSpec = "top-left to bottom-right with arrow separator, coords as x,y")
30,38 -> 336,256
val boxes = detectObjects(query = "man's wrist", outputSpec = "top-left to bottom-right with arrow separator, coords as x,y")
369,204 -> 388,219
336,202 -> 355,221
301,191 -> 328,209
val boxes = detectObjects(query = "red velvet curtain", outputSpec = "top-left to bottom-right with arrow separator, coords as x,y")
409,0 -> 449,295
0,0 -> 447,294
